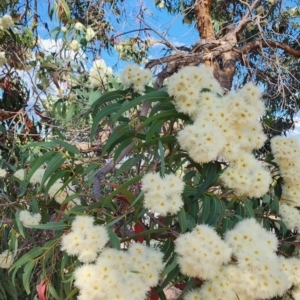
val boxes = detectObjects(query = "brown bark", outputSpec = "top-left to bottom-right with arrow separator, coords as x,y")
193,0 -> 236,90
194,0 -> 215,40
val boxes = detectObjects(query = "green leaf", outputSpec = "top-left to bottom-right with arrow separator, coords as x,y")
244,199 -> 255,218
107,228 -> 120,250
14,211 -> 25,238
22,261 -> 35,294
90,102 -> 122,142
48,283 -> 61,300
90,89 -> 129,111
89,89 -> 102,106
26,152 -> 56,186
112,90 -> 170,122
107,175 -> 143,201
161,255 -> 178,277
64,288 -> 79,300
262,195 -> 271,204
39,153 -> 66,191
195,163 -> 218,199
178,207 -> 187,233
207,196 -> 222,226
11,247 -> 44,284
30,221 -> 66,230
156,265 -> 180,293
145,119 -> 165,145
52,139 -> 80,155
199,194 -> 211,224
158,140 -> 165,176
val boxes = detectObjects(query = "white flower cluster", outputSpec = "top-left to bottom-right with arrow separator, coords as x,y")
61,216 -> 109,263
0,168 -> 7,177
89,59 -> 112,88
279,203 -> 300,230
13,169 -> 25,181
175,224 -> 232,279
141,173 -> 184,216
68,40 -> 81,52
271,136 -> 300,206
74,243 -> 164,300
29,168 -> 45,184
184,219 -> 300,300
75,22 -> 84,31
0,14 -> 14,31
0,250 -> 14,269
169,66 -> 271,198
48,179 -> 80,207
120,64 -> 152,93
0,52 -> 7,67
86,27 -> 96,41
19,210 -> 41,228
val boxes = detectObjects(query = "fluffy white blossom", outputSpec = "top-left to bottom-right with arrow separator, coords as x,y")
0,250 -> 14,269
74,243 -> 164,300
13,169 -> 25,181
68,40 -> 81,52
271,136 -> 300,206
0,168 -> 7,178
19,210 -> 41,228
89,59 -> 112,88
61,215 -> 109,263
279,204 -> 300,230
74,22 -> 84,31
86,26 -> 96,41
169,66 -> 269,198
120,64 -> 152,93
141,172 -> 184,216
29,168 -> 45,185
0,14 -> 14,31
175,225 -> 232,279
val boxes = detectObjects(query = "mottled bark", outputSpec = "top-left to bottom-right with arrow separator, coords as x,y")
194,0 -> 235,90
194,0 -> 215,40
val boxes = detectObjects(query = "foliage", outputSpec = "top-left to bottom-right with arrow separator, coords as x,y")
0,0 -> 300,300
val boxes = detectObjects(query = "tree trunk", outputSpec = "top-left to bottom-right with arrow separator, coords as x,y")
194,0 -> 236,91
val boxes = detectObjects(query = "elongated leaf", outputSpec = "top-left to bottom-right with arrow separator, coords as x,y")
90,102 -> 122,142
195,163 -> 218,199
11,247 -> 44,283
30,221 -> 66,230
26,152 -> 56,186
14,211 -> 25,238
107,175 -> 143,201
89,89 -> 102,106
145,119 -> 165,145
161,255 -> 178,277
64,288 -> 79,300
90,89 -> 129,111
207,196 -> 222,226
52,139 -> 79,155
178,207 -> 187,233
107,228 -> 120,250
199,195 -> 211,224
244,199 -> 255,218
112,90 -> 170,122
39,153 -> 66,191
48,284 -> 61,300
142,110 -> 187,127
22,261 -> 35,294
156,265 -> 180,293
158,141 -> 165,176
